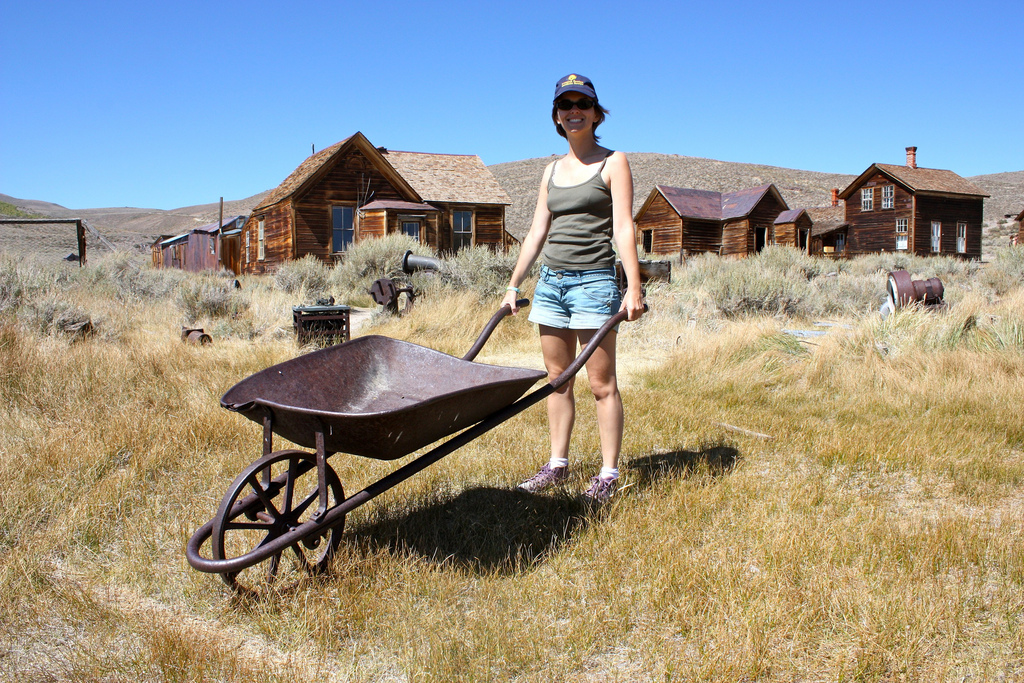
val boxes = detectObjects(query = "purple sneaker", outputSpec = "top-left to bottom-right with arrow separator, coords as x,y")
583,475 -> 618,504
518,463 -> 568,493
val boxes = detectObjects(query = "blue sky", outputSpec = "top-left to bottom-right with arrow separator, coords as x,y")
2,0 -> 1021,210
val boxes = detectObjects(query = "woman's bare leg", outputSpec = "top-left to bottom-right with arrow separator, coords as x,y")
539,326 -> 579,461
575,328 -> 621,470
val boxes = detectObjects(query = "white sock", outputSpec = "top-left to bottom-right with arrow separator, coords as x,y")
549,457 -> 568,469
600,466 -> 619,480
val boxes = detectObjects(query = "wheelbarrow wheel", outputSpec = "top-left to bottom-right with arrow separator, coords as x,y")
211,449 -> 345,594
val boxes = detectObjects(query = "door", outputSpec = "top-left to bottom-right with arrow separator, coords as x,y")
754,226 -> 767,253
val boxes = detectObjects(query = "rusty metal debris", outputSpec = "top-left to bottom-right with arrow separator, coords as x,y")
881,270 -> 945,316
368,250 -> 442,314
292,304 -> 351,346
181,327 -> 212,345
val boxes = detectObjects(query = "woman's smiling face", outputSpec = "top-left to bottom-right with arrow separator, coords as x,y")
556,97 -> 594,135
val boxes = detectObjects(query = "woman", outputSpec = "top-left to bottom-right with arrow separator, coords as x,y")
501,73 -> 645,503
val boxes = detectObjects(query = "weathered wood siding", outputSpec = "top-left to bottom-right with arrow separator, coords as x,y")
360,209 -> 387,240
635,194 -> 682,254
913,195 -> 984,259
682,219 -> 722,255
721,219 -> 749,256
473,206 -> 506,248
241,202 -> 292,274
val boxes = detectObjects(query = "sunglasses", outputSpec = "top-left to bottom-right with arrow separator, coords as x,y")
555,97 -> 595,111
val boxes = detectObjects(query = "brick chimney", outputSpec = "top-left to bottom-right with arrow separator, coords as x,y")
830,188 -> 839,207
906,146 -> 917,169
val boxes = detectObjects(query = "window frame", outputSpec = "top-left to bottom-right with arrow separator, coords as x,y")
895,218 -> 908,250
861,187 -> 874,212
957,222 -> 967,254
881,185 -> 895,210
331,205 -> 355,254
452,209 -> 474,252
931,220 -> 941,253
257,218 -> 266,261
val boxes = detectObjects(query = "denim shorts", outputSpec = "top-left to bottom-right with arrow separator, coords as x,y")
527,265 -> 622,330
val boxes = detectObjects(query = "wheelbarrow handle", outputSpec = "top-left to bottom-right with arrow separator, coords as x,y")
462,299 -> 532,361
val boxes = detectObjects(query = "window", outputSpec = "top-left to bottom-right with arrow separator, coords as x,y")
882,185 -> 894,209
402,220 -> 420,241
957,222 -> 967,253
931,221 -> 941,253
257,219 -> 265,261
836,233 -> 846,252
453,210 -> 473,252
896,218 -> 908,250
332,206 -> 354,252
245,231 -> 250,264
861,187 -> 874,211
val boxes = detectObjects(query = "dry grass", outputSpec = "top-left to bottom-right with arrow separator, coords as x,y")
1,250 -> 1023,681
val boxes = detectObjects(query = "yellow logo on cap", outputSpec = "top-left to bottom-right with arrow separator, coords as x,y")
562,74 -> 585,87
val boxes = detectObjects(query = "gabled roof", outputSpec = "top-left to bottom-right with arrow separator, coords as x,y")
1016,208 -> 1024,222
721,184 -> 787,220
252,132 -> 421,212
382,150 -> 511,205
807,206 -> 846,237
655,185 -> 722,220
639,183 -> 788,222
839,164 -> 989,200
774,208 -> 807,224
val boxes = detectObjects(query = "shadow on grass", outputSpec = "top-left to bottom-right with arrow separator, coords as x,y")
344,443 -> 740,575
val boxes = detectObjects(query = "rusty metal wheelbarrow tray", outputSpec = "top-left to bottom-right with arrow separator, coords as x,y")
220,335 -> 547,460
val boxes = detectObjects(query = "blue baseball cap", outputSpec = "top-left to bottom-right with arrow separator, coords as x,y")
553,74 -> 597,102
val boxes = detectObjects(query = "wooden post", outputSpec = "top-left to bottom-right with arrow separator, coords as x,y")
76,219 -> 87,266
217,197 -> 224,266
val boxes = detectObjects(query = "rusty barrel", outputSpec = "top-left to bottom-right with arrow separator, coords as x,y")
887,270 -> 944,309
181,327 -> 212,345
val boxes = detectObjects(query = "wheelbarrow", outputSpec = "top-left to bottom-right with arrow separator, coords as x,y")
186,300 -> 632,593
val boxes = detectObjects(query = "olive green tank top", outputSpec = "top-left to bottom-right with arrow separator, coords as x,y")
541,156 -> 615,271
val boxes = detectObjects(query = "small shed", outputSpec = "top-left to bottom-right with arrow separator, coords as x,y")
152,215 -> 246,274
773,209 -> 812,251
634,183 -> 790,257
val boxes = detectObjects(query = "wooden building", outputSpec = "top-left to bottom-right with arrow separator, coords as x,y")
151,215 -> 246,274
1016,208 -> 1024,246
634,183 -> 790,257
239,132 -> 512,275
773,209 -> 812,251
807,204 -> 847,256
837,147 -> 988,259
